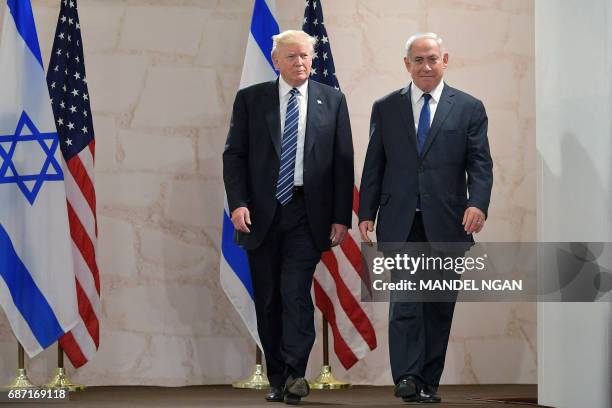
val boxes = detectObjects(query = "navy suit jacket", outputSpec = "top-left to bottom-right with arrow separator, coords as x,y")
358,83 -> 493,243
223,79 -> 354,251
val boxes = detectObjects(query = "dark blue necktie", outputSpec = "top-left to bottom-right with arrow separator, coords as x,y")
416,93 -> 431,210
275,88 -> 300,205
417,93 -> 432,154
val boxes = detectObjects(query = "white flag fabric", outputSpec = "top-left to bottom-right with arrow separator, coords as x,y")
219,0 -> 279,350
0,0 -> 78,357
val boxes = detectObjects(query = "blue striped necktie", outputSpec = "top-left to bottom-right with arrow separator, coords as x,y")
275,88 -> 300,205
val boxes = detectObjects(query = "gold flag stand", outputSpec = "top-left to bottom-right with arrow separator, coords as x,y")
44,344 -> 85,391
310,317 -> 351,389
232,347 -> 270,389
6,344 -> 37,389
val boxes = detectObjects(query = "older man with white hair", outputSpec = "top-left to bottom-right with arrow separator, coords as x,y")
359,32 -> 493,403
223,30 -> 354,405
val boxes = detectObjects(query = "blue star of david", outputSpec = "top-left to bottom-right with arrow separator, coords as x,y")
0,111 -> 64,205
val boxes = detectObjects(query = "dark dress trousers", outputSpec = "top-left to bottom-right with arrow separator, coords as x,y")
223,79 -> 354,387
359,83 -> 493,389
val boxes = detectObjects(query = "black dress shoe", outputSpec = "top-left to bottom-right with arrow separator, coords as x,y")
265,386 -> 284,402
418,387 -> 441,403
394,376 -> 419,402
285,376 -> 310,397
283,392 -> 301,405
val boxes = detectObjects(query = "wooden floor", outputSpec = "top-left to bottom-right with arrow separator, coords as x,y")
12,384 -> 549,407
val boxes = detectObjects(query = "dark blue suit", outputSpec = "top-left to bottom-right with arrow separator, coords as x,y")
359,83 -> 493,388
223,79 -> 354,387
224,79 -> 353,252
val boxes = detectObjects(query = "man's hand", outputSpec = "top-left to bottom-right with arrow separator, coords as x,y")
462,207 -> 485,234
359,220 -> 374,245
231,207 -> 251,233
330,224 -> 348,247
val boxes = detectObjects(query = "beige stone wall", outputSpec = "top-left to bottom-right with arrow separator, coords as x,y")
0,0 -> 535,385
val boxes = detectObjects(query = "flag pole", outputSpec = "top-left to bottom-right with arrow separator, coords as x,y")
232,345 -> 270,389
44,344 -> 85,391
310,316 -> 351,389
303,0 -> 360,389
6,343 -> 37,389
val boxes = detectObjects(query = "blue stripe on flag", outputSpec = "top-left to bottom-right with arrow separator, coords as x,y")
221,211 -> 254,299
0,224 -> 64,348
6,0 -> 44,68
250,0 -> 279,71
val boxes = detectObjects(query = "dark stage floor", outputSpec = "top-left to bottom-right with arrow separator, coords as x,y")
8,384 -> 548,408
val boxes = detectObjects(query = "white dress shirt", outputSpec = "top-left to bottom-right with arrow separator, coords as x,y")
278,76 -> 308,186
411,80 -> 445,134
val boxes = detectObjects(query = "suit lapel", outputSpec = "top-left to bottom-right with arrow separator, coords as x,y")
398,85 -> 419,160
264,80 -> 281,158
304,81 -> 321,159
421,84 -> 456,158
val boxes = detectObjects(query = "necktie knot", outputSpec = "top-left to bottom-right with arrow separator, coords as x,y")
422,93 -> 431,103
290,88 -> 299,97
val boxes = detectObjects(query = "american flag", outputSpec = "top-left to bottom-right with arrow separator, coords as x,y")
46,0 -> 100,368
303,0 -> 377,369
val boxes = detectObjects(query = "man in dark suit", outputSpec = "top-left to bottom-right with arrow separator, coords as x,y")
358,32 -> 493,403
223,30 -> 354,405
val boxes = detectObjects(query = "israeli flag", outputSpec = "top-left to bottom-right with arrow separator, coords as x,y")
219,0 -> 279,350
0,0 -> 78,357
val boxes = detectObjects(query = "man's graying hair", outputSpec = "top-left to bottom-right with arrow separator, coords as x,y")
405,32 -> 445,59
271,30 -> 317,57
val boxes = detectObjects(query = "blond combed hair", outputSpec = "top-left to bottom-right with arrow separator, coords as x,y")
271,30 -> 317,57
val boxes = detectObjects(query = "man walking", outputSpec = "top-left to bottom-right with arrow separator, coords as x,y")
359,32 -> 493,403
223,30 -> 354,405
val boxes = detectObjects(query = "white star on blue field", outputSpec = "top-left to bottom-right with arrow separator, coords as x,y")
0,111 -> 64,205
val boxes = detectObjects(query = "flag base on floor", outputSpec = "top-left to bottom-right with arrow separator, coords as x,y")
44,368 -> 85,392
310,365 -> 351,390
6,369 -> 37,390
232,364 -> 270,389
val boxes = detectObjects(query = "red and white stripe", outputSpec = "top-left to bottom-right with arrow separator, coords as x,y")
313,186 -> 377,369
59,141 -> 100,368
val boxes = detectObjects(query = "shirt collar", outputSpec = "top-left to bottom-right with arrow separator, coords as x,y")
279,75 -> 308,97
410,80 -> 445,104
